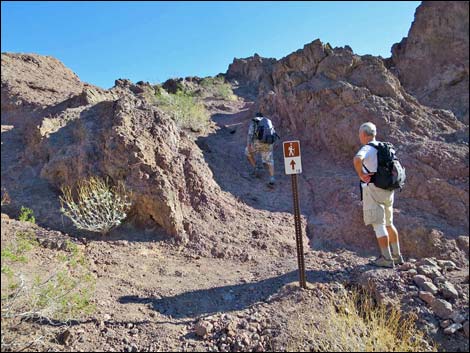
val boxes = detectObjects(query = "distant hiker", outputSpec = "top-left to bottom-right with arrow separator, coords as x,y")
246,112 -> 280,186
353,122 -> 406,268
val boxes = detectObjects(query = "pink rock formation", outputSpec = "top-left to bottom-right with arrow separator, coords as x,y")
391,1 -> 469,124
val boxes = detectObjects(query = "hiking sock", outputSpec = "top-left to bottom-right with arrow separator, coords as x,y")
380,245 -> 393,260
390,241 -> 402,257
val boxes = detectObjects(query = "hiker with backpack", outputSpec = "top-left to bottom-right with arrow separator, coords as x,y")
245,112 -> 280,186
353,122 -> 406,268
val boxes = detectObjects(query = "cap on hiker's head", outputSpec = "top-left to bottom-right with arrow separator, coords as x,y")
255,112 -> 263,117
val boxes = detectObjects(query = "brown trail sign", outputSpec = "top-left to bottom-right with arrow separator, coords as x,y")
283,140 -> 306,288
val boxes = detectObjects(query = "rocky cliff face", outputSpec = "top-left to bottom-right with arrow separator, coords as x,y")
390,1 -> 469,124
226,54 -> 276,98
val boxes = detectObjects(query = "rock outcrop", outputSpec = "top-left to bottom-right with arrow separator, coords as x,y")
390,1 -> 469,124
226,54 -> 276,97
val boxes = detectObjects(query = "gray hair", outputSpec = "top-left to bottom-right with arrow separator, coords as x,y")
359,122 -> 377,137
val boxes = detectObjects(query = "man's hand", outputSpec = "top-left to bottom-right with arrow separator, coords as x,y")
247,144 -> 255,154
359,172 -> 374,183
353,155 -> 373,183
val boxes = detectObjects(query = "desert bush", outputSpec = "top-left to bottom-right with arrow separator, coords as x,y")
155,90 -> 210,132
59,177 -> 132,235
1,234 -> 95,351
287,288 -> 435,352
1,231 -> 38,263
18,206 -> 35,224
200,76 -> 237,101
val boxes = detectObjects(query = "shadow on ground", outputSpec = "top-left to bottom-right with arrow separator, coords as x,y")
118,265 -> 372,320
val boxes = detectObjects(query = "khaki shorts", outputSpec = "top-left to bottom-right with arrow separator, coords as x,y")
362,183 -> 394,226
245,141 -> 274,166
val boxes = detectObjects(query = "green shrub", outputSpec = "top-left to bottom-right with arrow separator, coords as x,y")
200,76 -> 237,101
18,206 -> 35,224
155,90 -> 210,132
1,232 -> 95,351
0,232 -> 37,263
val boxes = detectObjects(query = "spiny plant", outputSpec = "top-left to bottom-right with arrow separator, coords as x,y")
59,177 -> 132,235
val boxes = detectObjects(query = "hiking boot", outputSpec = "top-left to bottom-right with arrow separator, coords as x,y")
393,254 -> 405,265
268,176 -> 275,186
372,256 -> 395,268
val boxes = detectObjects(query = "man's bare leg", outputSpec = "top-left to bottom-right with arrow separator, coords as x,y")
372,224 -> 394,267
387,225 -> 403,262
267,163 -> 274,177
247,152 -> 256,168
376,235 -> 392,258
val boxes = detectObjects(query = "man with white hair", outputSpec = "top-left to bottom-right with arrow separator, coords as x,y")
353,122 -> 404,268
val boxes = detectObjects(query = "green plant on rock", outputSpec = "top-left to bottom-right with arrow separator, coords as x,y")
155,90 -> 210,132
18,206 -> 35,224
200,76 -> 237,101
59,177 -> 132,235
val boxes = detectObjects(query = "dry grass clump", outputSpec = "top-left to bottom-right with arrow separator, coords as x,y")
287,288 -> 435,352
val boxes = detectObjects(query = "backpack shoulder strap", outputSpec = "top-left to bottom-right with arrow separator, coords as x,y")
362,163 -> 372,173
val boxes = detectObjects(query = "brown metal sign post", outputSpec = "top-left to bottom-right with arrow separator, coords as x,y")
283,141 -> 307,289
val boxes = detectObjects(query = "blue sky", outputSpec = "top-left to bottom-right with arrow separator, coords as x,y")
1,1 -> 420,89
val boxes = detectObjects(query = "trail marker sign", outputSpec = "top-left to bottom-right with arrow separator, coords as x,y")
283,140 -> 306,289
283,140 -> 302,175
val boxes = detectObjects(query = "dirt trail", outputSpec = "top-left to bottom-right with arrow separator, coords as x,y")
67,224 -> 370,352
199,99 -> 317,216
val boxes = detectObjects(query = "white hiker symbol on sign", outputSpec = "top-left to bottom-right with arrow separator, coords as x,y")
288,143 -> 295,157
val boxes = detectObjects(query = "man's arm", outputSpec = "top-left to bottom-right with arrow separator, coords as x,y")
353,155 -> 373,183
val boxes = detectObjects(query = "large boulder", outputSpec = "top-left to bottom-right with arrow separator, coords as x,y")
390,1 -> 469,124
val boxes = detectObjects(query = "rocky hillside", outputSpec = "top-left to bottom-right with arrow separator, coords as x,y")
1,2 -> 469,351
2,2 -> 468,263
1,53 -> 307,264
390,1 -> 469,124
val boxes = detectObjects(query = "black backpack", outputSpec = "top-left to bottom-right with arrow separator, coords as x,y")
254,117 -> 280,144
364,142 -> 406,191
